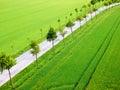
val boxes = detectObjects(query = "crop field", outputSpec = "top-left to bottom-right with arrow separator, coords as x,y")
0,0 -> 90,54
0,4 -> 120,90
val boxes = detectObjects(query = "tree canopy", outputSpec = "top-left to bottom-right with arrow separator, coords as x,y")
47,27 -> 57,42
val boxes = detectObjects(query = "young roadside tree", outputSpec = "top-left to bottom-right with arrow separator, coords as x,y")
82,4 -> 88,15
30,40 -> 40,68
0,52 -> 16,89
83,13 -> 87,23
80,8 -> 83,16
87,3 -> 93,20
70,13 -> 73,20
76,15 -> 83,27
82,4 -> 88,23
91,0 -> 97,17
66,20 -> 74,38
91,0 -> 96,8
57,19 -> 61,29
88,3 -> 92,10
87,3 -> 92,10
89,9 -> 94,20
75,8 -> 78,18
47,27 -> 57,54
59,28 -> 67,46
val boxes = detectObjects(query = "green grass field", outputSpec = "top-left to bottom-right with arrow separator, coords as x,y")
0,0 -> 91,54
0,4 -> 120,90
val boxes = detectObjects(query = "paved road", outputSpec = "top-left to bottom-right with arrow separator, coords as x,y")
0,3 -> 120,87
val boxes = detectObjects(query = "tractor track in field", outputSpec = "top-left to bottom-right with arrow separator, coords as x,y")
47,83 -> 74,90
73,16 -> 120,90
84,16 -> 120,90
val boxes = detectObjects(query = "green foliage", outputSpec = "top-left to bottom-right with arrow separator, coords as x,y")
29,40 -> 40,68
30,40 -> 40,54
59,29 -> 67,38
104,1 -> 109,6
82,4 -> 88,8
30,46 -> 40,56
4,56 -> 16,70
46,27 -> 57,42
89,9 -> 94,13
0,52 -> 16,70
75,8 -> 78,13
66,20 -> 74,28
0,52 -> 6,72
76,15 -> 83,21
57,19 -> 61,23
0,52 -> 16,89
88,3 -> 92,7
90,0 -> 96,5
83,13 -> 87,18
93,8 -> 98,11
30,40 -> 38,49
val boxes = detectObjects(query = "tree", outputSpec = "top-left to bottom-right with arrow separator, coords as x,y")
91,0 -> 96,8
0,52 -> 16,89
46,27 -> 57,54
66,20 -> 74,38
88,3 -> 92,13
80,8 -> 83,16
91,0 -> 97,17
76,15 -> 83,27
82,4 -> 88,13
30,40 -> 40,68
82,4 -> 88,23
87,3 -> 93,20
83,13 -> 87,22
70,13 -> 73,20
57,19 -> 61,29
75,8 -> 78,18
59,28 -> 67,46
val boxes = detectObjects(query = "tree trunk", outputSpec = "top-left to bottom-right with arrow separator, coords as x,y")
8,69 -> 14,89
70,27 -> 74,38
85,17 -> 87,22
70,27 -> 73,33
